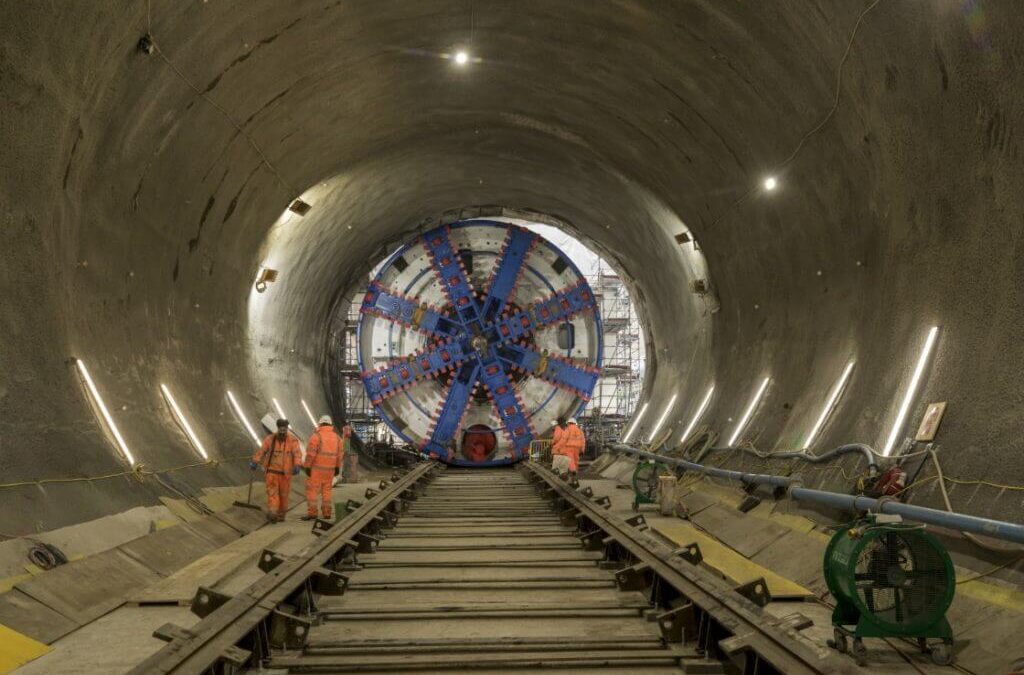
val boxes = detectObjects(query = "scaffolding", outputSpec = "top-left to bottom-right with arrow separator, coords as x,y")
340,288 -> 388,442
580,261 -> 644,447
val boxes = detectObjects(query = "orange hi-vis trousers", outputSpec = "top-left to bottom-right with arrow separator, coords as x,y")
306,469 -> 335,518
265,471 -> 292,518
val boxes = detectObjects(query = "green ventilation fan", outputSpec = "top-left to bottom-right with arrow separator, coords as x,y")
824,516 -> 955,666
631,461 -> 661,511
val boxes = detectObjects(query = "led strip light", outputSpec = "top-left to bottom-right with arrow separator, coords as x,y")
76,359 -> 135,466
161,384 -> 209,460
679,385 -> 715,444
728,377 -> 771,447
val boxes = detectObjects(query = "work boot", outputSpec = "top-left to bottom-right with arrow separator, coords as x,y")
300,514 -> 316,521
265,512 -> 276,523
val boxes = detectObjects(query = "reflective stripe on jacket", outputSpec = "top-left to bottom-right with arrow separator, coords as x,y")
304,425 -> 346,472
254,433 -> 302,474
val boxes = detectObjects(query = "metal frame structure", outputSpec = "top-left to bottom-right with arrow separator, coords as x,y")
129,462 -> 438,674
579,260 -> 644,447
522,462 -> 836,674
356,221 -> 602,466
128,458 -> 838,674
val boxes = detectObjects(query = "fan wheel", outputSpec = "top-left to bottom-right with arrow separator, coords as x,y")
930,641 -> 953,666
828,628 -> 848,654
852,638 -> 867,667
633,464 -> 660,498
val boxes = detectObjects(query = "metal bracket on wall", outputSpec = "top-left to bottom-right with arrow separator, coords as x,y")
673,543 -> 703,565
733,578 -> 772,607
191,587 -> 232,619
311,519 -> 334,536
258,549 -> 287,573
578,528 -> 605,551
310,567 -> 349,596
625,514 -> 647,530
269,609 -> 312,650
615,562 -> 653,592
355,531 -> 380,553
658,602 -> 698,644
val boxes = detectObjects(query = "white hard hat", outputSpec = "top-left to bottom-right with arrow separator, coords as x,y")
569,418 -> 578,424
318,415 -> 333,426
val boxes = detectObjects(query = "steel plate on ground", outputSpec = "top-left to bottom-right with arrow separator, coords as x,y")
14,548 -> 160,626
0,589 -> 78,644
691,503 -> 788,558
117,522 -> 222,577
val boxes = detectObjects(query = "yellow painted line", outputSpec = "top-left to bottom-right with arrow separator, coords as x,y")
0,623 -> 50,673
653,520 -> 813,599
957,576 -> 1024,613
0,573 -> 33,594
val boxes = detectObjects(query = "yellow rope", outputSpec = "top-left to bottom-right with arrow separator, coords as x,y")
956,557 -> 1023,585
944,475 -> 1024,492
0,455 -> 251,490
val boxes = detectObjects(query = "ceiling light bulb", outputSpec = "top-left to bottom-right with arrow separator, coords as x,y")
763,176 -> 778,191
454,51 -> 469,65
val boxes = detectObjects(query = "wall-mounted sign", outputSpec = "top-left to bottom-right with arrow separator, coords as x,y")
915,401 -> 947,442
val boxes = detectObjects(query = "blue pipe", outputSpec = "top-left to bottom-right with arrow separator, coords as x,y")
612,444 -> 1024,545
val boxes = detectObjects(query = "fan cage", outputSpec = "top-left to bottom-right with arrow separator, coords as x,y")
832,526 -> 954,632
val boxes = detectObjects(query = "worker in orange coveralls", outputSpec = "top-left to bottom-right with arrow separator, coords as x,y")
302,415 -> 349,521
250,418 -> 302,523
552,417 -> 585,485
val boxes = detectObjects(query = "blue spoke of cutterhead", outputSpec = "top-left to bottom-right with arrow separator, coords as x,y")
479,227 -> 537,323
421,225 -> 481,327
362,339 -> 469,405
422,361 -> 481,461
361,281 -> 462,340
497,343 -> 600,402
477,356 -> 534,458
484,280 -> 598,345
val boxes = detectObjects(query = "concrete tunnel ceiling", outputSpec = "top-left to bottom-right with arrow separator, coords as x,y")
2,1 -> 1024,533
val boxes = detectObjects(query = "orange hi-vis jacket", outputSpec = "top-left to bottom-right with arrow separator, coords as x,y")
552,423 -> 585,457
254,433 -> 302,474
304,425 -> 348,473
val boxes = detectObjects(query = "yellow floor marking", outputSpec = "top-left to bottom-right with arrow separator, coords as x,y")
0,573 -> 33,594
0,623 -> 50,673
652,519 -> 813,599
956,575 -> 1024,613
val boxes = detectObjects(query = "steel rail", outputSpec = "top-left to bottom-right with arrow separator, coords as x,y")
129,461 -> 438,674
522,461 -> 849,675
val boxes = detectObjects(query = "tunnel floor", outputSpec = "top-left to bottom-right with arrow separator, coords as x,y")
6,462 -> 985,674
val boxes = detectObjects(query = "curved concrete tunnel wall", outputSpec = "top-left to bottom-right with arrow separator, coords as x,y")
2,1 -> 1023,535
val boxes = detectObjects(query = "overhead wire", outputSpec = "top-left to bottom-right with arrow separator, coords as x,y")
928,448 -> 1024,556
0,454 -> 250,491
706,0 -> 885,230
143,0 -> 294,195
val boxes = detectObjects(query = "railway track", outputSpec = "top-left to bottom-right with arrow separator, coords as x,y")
132,462 -> 847,674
